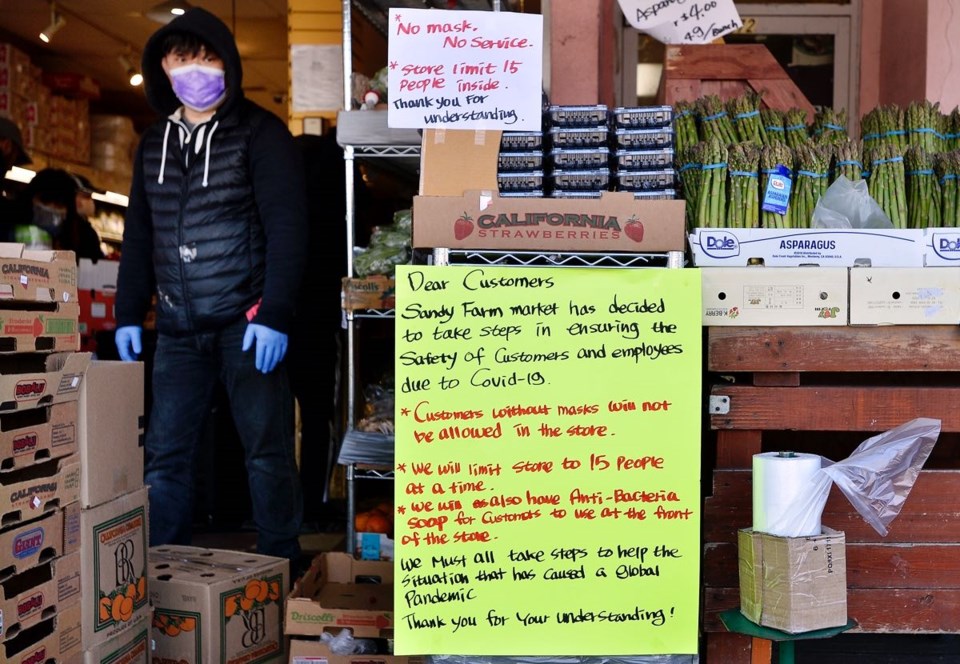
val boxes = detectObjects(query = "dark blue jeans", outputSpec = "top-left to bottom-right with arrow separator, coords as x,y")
144,317 -> 302,563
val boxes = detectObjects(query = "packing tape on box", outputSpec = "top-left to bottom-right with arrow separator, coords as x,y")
752,451 -> 822,537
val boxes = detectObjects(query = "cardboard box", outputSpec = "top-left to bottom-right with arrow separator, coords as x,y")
701,267 -> 848,326
419,129 -> 500,197
80,488 -> 150,648
0,351 -> 89,413
0,510 -> 64,579
738,527 -> 847,633
0,550 -> 81,641
77,260 -> 118,292
0,401 -> 77,471
850,268 -> 960,325
78,291 -> 116,337
1,601 -> 81,663
0,455 -> 79,527
289,639 -> 424,664
689,228 -> 926,267
413,191 -> 685,252
76,361 -> 144,509
924,228 -> 960,265
285,552 -> 393,639
0,244 -> 78,305
82,613 -> 148,664
342,277 -> 396,311
148,545 -> 288,664
0,302 -> 80,353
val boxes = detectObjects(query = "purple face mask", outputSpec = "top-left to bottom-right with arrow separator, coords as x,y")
169,64 -> 226,113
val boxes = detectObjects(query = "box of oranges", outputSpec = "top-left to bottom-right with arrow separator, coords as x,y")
148,545 -> 288,664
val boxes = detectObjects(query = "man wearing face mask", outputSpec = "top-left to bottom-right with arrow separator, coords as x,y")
115,8 -> 308,567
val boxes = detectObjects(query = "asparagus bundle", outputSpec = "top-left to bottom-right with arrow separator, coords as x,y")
785,108 -> 810,149
866,143 -> 907,228
760,142 -> 794,229
878,105 -> 907,152
934,151 -> 959,227
696,95 -> 737,145
834,140 -> 864,181
728,93 -> 766,145
761,108 -> 787,145
673,101 -> 699,155
949,109 -> 960,152
677,145 -> 702,231
906,100 -> 944,154
792,143 -> 830,228
905,146 -> 942,228
861,107 -> 882,148
812,107 -> 848,144
694,138 -> 729,228
726,142 -> 761,228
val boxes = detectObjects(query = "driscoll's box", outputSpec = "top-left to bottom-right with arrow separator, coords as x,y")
149,545 -> 288,664
80,487 -> 150,648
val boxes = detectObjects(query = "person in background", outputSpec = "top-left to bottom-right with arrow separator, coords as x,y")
0,117 -> 30,220
67,174 -> 106,261
114,8 -> 308,568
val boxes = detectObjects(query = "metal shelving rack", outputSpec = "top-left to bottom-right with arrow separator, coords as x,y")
338,0 -> 684,553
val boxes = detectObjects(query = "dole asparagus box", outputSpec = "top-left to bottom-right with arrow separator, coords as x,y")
701,267 -> 848,326
0,351 -> 89,413
0,454 -> 80,527
76,361 -> 144,509
0,601 -> 81,663
413,190 -> 685,253
0,550 -> 80,642
0,400 -> 77,472
80,487 -> 150,648
849,267 -> 960,325
82,613 -> 149,664
285,552 -> 393,639
0,510 -> 64,579
0,244 -> 77,305
149,545 -> 288,664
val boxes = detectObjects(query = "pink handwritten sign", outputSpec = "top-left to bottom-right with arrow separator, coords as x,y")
388,9 -> 543,131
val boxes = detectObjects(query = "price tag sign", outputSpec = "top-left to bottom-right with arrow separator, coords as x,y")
618,0 -> 742,44
388,8 -> 543,130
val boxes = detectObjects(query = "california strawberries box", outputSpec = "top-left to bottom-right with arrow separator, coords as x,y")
413,191 -> 685,252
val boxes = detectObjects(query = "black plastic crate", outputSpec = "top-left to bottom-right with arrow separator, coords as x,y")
549,147 -> 610,170
611,105 -> 673,129
546,104 -> 609,127
616,169 -> 676,192
613,127 -> 673,150
500,131 -> 544,152
550,168 -> 611,192
498,170 -> 545,192
548,126 -> 609,149
498,151 -> 545,172
614,148 -> 675,172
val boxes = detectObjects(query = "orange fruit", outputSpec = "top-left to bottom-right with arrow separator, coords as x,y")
125,583 -> 137,599
365,512 -> 391,534
255,579 -> 269,603
224,595 -> 238,618
118,596 -> 134,622
99,597 -> 111,622
240,596 -> 254,612
180,617 -> 196,632
137,577 -> 146,601
244,579 -> 261,601
110,596 -> 124,622
268,581 -> 280,602
354,511 -> 372,531
165,623 -> 180,637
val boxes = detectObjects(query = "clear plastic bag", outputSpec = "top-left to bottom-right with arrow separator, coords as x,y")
811,175 -> 893,229
768,417 -> 941,537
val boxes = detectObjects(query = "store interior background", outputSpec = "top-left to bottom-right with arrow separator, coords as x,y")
3,2 -> 960,659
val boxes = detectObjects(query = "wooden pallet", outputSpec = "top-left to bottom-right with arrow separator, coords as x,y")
703,326 -> 960,664
657,44 -> 816,121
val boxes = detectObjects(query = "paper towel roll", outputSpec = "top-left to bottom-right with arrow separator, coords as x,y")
752,452 -> 823,537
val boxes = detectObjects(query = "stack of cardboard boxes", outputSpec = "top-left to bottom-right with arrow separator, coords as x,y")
0,243 -> 149,663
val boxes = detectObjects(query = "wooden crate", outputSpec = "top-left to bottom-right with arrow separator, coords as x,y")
657,44 -> 815,121
703,326 -> 960,664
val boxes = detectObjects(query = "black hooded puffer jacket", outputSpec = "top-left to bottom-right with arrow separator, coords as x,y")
116,8 -> 307,336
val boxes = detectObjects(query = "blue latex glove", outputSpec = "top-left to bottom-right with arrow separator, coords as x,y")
115,326 -> 143,362
242,323 -> 288,374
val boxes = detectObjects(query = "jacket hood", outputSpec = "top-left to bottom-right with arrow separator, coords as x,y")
142,7 -> 243,117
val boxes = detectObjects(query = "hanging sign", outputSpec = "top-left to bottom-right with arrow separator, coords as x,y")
387,8 -> 543,131
618,0 -> 743,44
393,265 -> 702,655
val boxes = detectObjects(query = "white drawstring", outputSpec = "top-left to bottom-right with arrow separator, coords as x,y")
202,120 -> 219,187
158,122 -> 172,184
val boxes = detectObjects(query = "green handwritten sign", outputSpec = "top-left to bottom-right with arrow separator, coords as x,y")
394,266 -> 701,655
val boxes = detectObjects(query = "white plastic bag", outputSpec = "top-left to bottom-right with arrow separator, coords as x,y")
812,175 -> 893,229
766,417 -> 940,537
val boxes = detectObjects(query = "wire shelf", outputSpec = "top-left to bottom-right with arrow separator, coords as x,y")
441,249 -> 680,269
